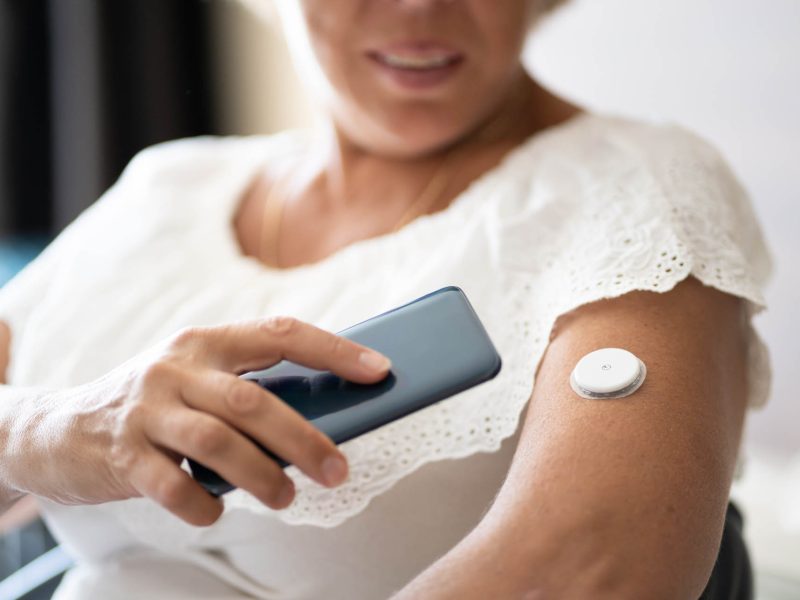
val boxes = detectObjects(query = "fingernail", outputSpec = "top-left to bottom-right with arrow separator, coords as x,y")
276,481 -> 295,507
359,351 -> 391,373
321,455 -> 348,486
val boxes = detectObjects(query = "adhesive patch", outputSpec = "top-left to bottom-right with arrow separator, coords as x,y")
569,347 -> 646,399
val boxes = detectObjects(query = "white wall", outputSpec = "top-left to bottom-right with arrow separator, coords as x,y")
526,0 -> 800,457
214,0 -> 800,457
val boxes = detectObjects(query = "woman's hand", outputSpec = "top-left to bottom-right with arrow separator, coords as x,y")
2,317 -> 391,526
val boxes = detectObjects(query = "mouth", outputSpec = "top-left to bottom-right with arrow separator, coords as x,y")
366,42 -> 465,92
371,51 -> 462,70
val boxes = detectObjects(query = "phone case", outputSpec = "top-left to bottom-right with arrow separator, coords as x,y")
188,286 -> 502,496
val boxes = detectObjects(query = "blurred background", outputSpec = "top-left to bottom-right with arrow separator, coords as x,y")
0,0 -> 798,597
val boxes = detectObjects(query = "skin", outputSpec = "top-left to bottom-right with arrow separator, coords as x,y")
390,277 -> 748,598
298,0 -> 539,156
235,0 -> 583,268
0,322 -> 7,384
0,319 -> 391,525
0,0 -> 749,596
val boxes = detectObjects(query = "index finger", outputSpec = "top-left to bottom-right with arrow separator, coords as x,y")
196,317 -> 392,382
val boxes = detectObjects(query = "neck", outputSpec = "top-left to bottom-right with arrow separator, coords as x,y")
314,71 -> 563,210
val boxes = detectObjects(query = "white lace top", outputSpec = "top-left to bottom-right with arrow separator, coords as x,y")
0,111 -> 774,599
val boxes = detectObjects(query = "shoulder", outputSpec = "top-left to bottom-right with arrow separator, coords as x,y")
564,112 -> 735,175
570,114 -> 755,228
498,111 -> 741,220
80,129 -> 313,232
512,110 -> 765,245
496,110 -> 772,319
497,112 -> 747,239
118,130 -> 310,192
595,116 -> 774,290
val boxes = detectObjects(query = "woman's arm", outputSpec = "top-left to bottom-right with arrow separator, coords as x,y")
391,276 -> 749,599
0,318 -> 391,525
0,321 -> 27,512
0,321 -> 9,384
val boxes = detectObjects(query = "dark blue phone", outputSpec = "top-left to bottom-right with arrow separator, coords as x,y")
188,286 -> 502,496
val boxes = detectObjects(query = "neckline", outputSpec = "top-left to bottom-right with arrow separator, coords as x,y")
223,110 -> 596,277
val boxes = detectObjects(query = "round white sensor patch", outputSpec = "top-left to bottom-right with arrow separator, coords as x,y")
569,347 -> 646,399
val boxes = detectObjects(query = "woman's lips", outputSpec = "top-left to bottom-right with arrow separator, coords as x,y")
366,43 -> 465,92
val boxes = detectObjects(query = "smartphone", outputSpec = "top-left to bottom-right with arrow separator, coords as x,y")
188,286 -> 502,496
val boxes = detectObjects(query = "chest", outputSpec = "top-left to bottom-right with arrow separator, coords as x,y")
234,178 -> 402,270
233,147 -> 510,270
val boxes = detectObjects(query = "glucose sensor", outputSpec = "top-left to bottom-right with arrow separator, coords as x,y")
569,347 -> 646,399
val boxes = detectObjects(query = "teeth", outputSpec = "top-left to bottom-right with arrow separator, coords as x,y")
380,53 -> 453,69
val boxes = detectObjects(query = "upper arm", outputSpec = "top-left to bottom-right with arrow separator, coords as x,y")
480,275 -> 749,598
0,321 -> 10,385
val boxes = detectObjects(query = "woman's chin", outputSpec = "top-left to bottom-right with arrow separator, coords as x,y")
348,119 -> 486,159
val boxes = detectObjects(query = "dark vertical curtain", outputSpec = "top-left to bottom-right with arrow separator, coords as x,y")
0,0 -> 217,239
0,1 -> 53,236
0,1 -> 217,595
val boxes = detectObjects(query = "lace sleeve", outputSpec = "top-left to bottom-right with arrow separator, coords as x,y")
499,120 -> 774,408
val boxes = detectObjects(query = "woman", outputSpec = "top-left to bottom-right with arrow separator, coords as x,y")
0,0 -> 771,598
